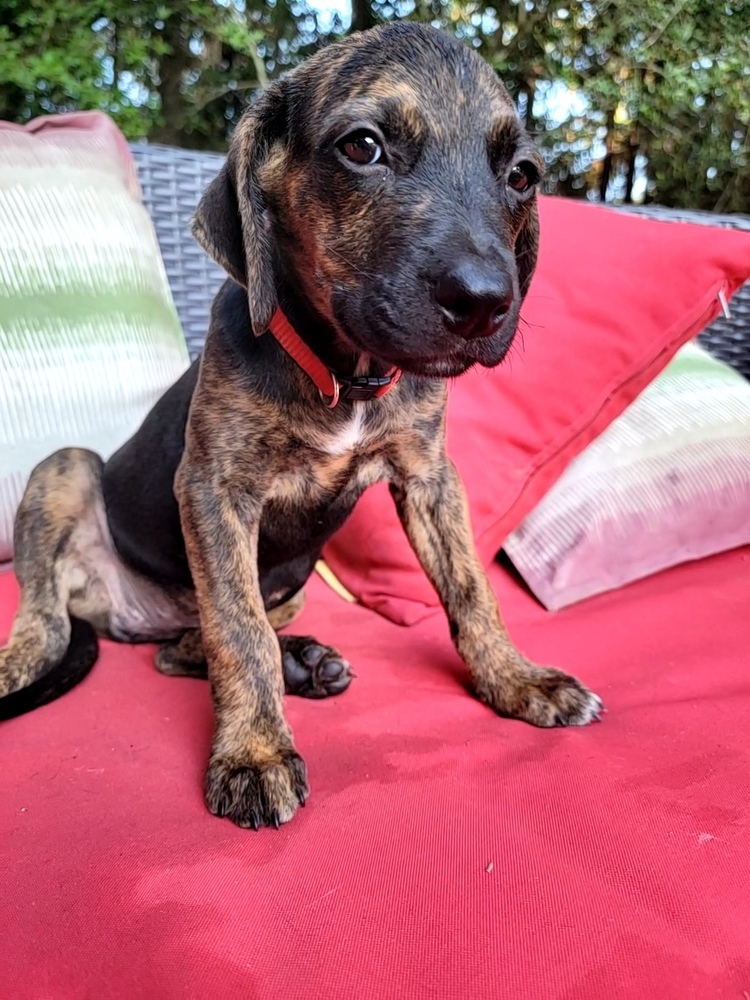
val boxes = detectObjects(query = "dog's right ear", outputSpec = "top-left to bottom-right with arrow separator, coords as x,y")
191,81 -> 286,336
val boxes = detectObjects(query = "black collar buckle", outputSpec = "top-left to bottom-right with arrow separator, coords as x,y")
334,374 -> 396,403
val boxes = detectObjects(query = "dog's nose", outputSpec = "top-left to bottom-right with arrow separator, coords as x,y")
434,259 -> 514,339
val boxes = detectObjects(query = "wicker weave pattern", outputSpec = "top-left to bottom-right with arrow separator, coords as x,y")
130,142 -> 750,377
130,144 -> 226,360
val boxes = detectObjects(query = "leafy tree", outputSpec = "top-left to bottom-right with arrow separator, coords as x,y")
0,0 -> 746,211
547,0 -> 750,210
0,0 -> 338,146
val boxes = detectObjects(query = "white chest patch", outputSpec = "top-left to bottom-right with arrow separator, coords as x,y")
323,403 -> 367,457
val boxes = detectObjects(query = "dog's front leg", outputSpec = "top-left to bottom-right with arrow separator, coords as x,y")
175,464 -> 308,829
390,457 -> 602,727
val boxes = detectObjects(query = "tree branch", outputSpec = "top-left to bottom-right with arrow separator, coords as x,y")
193,79 -> 260,112
248,42 -> 269,89
641,0 -> 690,52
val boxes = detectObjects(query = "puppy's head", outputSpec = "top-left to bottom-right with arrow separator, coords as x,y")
192,23 -> 542,378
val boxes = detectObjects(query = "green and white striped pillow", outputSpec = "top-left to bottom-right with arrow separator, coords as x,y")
504,340 -> 750,610
0,112 -> 190,562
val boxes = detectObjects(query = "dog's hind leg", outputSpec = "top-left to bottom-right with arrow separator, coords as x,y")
156,588 -> 353,698
266,589 -> 306,632
0,448 -> 105,710
155,590 -> 308,678
154,628 -> 207,679
268,590 -> 354,697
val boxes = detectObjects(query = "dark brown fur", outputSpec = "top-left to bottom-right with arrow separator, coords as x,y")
0,24 -> 601,829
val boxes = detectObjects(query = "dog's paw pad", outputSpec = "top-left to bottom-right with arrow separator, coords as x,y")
205,750 -> 309,829
281,637 -> 354,699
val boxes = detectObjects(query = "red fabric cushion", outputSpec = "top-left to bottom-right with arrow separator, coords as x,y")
2,550 -> 750,998
323,197 -> 750,625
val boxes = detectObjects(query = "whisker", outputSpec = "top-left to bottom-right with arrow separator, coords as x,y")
321,242 -> 378,279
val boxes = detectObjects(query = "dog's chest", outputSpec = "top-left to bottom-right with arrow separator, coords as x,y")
322,403 -> 367,457
265,405 -> 389,521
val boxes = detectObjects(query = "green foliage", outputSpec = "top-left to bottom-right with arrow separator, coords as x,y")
0,0 -> 337,145
0,0 -> 747,211
0,0 -> 155,137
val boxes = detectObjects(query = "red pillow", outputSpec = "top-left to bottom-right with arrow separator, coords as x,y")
323,196 -> 750,625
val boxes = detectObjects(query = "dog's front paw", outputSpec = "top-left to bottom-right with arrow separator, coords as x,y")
478,662 -> 603,728
205,748 -> 309,829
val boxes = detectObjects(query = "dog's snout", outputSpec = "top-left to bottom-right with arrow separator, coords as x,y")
434,259 -> 514,339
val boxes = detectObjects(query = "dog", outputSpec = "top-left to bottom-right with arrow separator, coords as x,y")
0,23 -> 602,829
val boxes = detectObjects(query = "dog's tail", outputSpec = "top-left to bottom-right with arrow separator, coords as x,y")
0,617 -> 99,721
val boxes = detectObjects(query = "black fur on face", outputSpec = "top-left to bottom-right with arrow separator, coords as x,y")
193,23 -> 542,377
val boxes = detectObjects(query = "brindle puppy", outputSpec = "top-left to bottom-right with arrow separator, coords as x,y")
0,23 -> 602,828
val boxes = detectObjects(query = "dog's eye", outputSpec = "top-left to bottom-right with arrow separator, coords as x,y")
337,131 -> 384,166
508,162 -> 538,193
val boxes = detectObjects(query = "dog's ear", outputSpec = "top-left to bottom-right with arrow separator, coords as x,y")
515,199 -> 540,300
191,82 -> 286,336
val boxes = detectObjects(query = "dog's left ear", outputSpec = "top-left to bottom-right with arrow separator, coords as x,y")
191,81 -> 287,336
515,199 -> 540,300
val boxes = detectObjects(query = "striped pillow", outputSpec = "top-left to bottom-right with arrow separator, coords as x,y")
0,112 -> 189,562
503,341 -> 750,610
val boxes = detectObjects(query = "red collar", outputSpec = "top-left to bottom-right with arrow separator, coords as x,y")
268,309 -> 401,408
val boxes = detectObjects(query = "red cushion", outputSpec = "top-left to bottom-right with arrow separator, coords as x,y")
324,197 -> 750,625
2,549 -> 750,998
